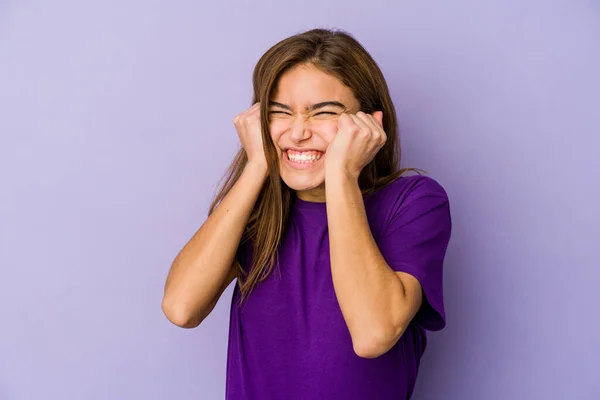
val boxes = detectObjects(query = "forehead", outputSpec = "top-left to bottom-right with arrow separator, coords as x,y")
270,64 -> 357,105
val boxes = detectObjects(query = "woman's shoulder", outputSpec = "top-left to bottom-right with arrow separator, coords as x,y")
365,173 -> 452,250
368,173 -> 449,208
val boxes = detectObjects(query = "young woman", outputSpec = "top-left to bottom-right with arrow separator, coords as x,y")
162,28 -> 452,399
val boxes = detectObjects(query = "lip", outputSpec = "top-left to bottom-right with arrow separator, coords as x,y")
282,150 -> 325,170
282,147 -> 325,152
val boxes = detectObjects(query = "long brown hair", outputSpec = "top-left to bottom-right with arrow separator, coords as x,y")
209,28 -> 422,303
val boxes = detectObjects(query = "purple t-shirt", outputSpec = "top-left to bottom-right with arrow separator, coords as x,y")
225,175 -> 452,399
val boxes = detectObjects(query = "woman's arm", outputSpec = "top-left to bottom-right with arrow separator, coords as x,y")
325,172 -> 423,358
161,161 -> 268,328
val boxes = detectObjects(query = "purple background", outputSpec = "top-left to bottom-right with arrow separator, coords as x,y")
1,1 -> 599,399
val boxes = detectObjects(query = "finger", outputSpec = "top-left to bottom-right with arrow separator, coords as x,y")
354,113 -> 383,143
250,103 -> 261,115
245,102 -> 261,116
350,113 -> 370,132
357,113 -> 386,145
371,111 -> 383,127
355,112 -> 379,132
235,103 -> 261,124
363,113 -> 386,138
337,113 -> 355,130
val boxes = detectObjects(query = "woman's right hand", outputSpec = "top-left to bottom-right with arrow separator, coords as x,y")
233,102 -> 268,168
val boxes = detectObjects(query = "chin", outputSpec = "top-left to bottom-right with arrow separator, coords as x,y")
279,163 -> 325,192
280,172 -> 325,192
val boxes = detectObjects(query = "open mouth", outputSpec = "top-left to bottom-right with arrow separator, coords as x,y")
285,149 -> 323,164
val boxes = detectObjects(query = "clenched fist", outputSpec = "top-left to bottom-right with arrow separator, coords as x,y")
233,102 -> 268,168
324,111 -> 386,180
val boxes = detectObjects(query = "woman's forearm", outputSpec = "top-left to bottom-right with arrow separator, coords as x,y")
162,162 -> 268,328
325,171 -> 408,356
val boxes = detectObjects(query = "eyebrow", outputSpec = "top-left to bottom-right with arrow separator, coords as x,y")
269,101 -> 347,112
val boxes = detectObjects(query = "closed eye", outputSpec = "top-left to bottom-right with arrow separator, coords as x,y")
268,111 -> 337,116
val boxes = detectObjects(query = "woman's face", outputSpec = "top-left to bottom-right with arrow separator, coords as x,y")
268,63 -> 361,201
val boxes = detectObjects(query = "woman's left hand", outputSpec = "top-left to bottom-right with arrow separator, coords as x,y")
325,111 -> 386,180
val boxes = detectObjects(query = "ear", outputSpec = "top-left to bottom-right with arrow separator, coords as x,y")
372,111 -> 383,127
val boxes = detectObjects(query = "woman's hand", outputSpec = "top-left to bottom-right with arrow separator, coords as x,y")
325,111 -> 386,180
233,102 -> 268,168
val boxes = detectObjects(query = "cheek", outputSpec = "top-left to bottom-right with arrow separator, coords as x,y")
269,120 -> 288,147
270,119 -> 290,132
311,119 -> 338,143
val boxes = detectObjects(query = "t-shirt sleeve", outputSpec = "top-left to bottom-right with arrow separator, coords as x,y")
376,176 -> 452,331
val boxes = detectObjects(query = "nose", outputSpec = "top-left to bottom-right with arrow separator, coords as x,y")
289,115 -> 312,142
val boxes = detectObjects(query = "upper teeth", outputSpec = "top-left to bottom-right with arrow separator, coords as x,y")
287,150 -> 322,163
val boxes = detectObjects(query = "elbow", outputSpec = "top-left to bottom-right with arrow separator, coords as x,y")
352,340 -> 381,359
352,337 -> 390,359
352,322 -> 407,359
161,296 -> 203,329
